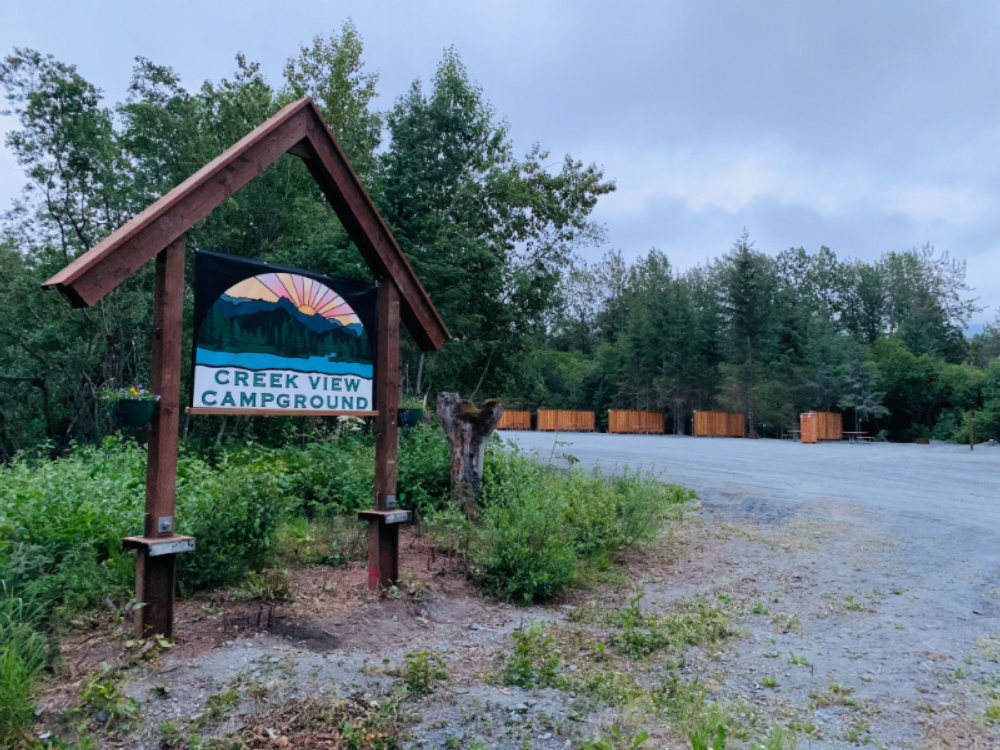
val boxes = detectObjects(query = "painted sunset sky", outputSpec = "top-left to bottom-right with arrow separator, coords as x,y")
225,272 -> 361,327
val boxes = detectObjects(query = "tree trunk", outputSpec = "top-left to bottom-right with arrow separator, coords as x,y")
436,393 -> 503,518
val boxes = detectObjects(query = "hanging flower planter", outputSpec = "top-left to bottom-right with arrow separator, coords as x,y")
102,384 -> 158,430
397,407 -> 424,428
115,399 -> 156,429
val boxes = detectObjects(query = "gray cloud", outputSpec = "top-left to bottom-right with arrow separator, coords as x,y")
2,0 -> 997,319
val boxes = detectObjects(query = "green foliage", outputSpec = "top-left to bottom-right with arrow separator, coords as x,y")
614,592 -> 730,659
231,568 -> 292,602
475,455 -> 578,604
474,446 -> 688,603
752,725 -> 796,750
579,727 -> 649,750
689,724 -> 727,750
0,28 -> 612,455
528,235 -> 986,441
79,668 -> 140,730
402,651 -> 448,695
274,515 -> 364,567
194,690 -> 241,727
0,582 -> 52,746
504,621 -> 562,689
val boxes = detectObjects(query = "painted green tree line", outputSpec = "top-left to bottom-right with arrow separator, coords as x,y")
0,21 -> 997,452
197,298 -> 371,362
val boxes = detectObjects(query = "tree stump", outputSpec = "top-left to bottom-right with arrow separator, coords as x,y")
436,393 -> 503,518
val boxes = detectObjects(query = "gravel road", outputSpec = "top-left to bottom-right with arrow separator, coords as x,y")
507,432 -> 1000,747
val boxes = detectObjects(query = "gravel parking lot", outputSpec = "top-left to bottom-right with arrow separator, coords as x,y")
506,431 -> 1000,747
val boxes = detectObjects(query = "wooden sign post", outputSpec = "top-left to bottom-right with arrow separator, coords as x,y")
43,99 -> 450,636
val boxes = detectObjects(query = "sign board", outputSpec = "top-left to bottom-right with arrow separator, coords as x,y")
191,251 -> 378,415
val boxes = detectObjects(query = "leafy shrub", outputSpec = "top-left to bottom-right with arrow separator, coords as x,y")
476,453 -> 577,603
504,620 -> 562,689
473,446 -> 691,603
174,447 -> 294,591
396,425 -> 451,515
402,651 -> 448,695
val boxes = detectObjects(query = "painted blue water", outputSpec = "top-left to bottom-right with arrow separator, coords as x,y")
196,348 -> 373,378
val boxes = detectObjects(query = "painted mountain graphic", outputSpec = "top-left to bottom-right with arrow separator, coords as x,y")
197,273 -> 372,364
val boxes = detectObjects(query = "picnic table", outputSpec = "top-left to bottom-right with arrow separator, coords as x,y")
843,431 -> 871,444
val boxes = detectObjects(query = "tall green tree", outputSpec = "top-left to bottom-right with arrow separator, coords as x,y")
380,48 -> 613,398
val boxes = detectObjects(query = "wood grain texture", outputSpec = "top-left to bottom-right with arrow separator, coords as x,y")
693,411 -> 745,438
800,411 -> 842,443
608,410 -> 665,434
144,237 -> 185,537
496,410 -> 531,430
536,409 -> 596,432
374,281 -> 400,511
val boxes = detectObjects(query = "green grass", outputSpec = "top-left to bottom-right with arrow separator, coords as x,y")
0,584 -> 49,746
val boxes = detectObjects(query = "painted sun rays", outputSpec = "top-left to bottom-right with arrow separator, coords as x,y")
224,272 -> 360,326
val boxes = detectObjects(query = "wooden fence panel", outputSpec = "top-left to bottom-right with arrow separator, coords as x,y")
800,411 -> 842,443
536,409 -> 596,432
608,410 -> 665,434
693,410 -> 745,437
496,410 -> 531,430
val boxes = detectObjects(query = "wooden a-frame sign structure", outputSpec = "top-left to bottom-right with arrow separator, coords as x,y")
43,98 -> 450,638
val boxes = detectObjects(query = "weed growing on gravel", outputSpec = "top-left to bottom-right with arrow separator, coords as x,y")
613,592 -> 731,658
976,634 -> 1000,662
194,689 -> 241,727
223,694 -> 404,750
845,716 -> 872,743
788,651 -> 810,667
843,595 -> 865,612
751,724 -> 796,750
78,668 -> 140,731
572,668 -> 646,709
770,613 -> 801,634
649,671 -> 733,742
689,723 -> 727,750
579,727 -> 650,749
156,719 -> 183,745
403,651 -> 449,695
811,683 -> 858,707
504,620 -> 562,688
762,676 -> 777,689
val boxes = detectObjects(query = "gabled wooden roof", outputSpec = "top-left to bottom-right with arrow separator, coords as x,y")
42,98 -> 450,351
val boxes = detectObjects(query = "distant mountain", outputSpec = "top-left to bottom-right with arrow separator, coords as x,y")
220,294 -> 361,337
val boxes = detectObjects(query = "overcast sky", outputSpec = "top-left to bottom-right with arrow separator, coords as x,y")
2,1 -> 998,325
